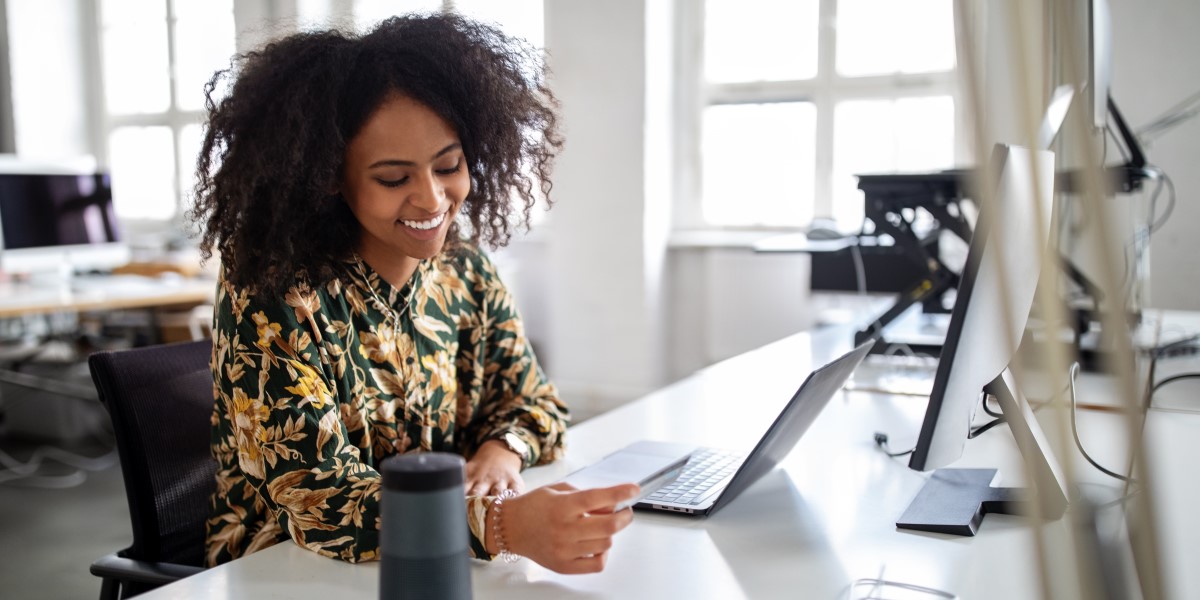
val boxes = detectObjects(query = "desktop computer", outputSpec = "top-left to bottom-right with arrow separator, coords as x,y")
896,144 -> 1068,536
0,170 -> 130,279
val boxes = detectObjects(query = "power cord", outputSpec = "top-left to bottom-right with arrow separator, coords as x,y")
1151,373 -> 1200,395
1068,362 -> 1137,483
968,416 -> 1006,439
872,432 -> 912,458
0,444 -> 117,489
1143,333 -> 1200,411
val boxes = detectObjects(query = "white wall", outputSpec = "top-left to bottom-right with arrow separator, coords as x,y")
541,0 -> 670,415
538,0 -> 816,416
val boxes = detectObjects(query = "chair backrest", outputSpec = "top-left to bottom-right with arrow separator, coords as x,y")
89,340 -> 215,568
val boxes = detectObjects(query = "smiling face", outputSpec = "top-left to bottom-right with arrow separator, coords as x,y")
341,93 -> 471,286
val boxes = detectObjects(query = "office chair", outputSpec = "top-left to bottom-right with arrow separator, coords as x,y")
87,340 -> 215,599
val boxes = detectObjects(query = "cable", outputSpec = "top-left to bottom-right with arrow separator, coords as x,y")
1104,123 -> 1128,164
0,444 -> 117,489
1142,333 -> 1200,411
849,217 -> 871,298
1068,362 -> 1137,483
849,243 -> 867,298
968,417 -> 1005,439
1151,373 -> 1200,395
982,394 -> 1002,418
872,432 -> 912,458
1118,167 -> 1174,305
1147,170 -> 1176,235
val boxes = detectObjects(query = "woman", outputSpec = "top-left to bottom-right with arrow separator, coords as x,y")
193,13 -> 637,575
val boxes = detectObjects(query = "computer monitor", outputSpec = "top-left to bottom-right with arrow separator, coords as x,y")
897,144 -> 1068,536
0,170 -> 130,278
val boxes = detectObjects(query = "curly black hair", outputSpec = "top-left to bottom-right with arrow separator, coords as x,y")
189,12 -> 562,295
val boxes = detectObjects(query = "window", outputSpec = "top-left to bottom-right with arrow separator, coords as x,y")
97,0 -> 236,221
95,0 -> 544,224
686,0 -> 960,231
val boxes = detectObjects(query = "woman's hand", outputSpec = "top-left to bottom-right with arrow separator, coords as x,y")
465,439 -> 525,496
492,482 -> 640,574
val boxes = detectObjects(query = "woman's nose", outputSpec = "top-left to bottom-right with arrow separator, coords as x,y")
409,171 -> 444,212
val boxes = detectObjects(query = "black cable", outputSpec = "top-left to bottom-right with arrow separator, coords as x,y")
1143,334 -> 1200,411
1068,362 -> 1137,483
1147,171 -> 1176,235
1151,373 -> 1200,395
872,432 -> 912,458
1105,123 -> 1129,164
968,417 -> 1005,439
981,394 -> 1002,418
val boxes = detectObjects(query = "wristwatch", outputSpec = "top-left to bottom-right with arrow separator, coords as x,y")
497,431 -> 531,466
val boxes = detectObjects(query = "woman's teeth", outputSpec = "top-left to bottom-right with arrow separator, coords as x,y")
401,212 -> 446,230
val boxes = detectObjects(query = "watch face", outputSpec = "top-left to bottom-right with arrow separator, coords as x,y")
504,432 -> 529,459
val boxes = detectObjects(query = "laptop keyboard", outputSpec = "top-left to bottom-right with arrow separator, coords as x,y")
646,447 -> 743,506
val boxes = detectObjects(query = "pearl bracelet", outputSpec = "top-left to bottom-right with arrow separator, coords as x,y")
491,489 -> 520,563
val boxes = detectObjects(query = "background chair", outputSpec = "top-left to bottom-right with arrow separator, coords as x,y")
87,339 -> 215,599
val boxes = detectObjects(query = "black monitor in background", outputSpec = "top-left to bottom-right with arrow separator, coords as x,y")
896,144 -> 1069,536
0,171 -> 127,276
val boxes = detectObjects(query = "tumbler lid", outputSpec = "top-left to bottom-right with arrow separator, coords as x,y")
381,452 -> 465,492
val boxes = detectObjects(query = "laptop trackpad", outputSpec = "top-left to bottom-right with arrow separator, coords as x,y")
560,441 -> 695,509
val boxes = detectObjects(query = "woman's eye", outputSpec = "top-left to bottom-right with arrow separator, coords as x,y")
377,177 -> 408,188
436,162 -> 462,176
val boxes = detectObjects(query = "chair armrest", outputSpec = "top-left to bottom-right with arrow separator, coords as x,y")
90,553 -> 205,587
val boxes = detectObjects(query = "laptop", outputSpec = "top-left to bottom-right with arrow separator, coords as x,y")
563,340 -> 873,517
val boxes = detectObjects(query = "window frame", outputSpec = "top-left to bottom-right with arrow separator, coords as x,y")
85,0 -> 236,231
674,0 -> 965,232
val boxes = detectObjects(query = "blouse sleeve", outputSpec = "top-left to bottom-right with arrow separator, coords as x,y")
466,252 -> 570,469
212,278 -> 385,563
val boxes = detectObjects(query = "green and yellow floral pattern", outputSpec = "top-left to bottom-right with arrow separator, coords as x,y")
205,245 -> 568,566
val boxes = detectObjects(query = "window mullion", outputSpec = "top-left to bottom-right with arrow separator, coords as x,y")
84,0 -> 110,171
165,0 -> 184,219
674,0 -> 707,230
814,0 -> 838,222
705,81 -> 818,105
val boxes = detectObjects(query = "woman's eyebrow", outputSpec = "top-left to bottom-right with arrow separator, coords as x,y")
368,143 -> 462,169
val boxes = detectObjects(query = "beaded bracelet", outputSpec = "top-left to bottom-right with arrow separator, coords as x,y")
491,489 -> 520,563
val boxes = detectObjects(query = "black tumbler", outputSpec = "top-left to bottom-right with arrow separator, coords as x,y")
380,452 -> 472,600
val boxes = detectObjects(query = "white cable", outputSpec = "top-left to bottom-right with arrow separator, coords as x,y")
0,445 -> 118,489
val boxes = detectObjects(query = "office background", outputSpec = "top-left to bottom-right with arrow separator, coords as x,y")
0,0 -> 1195,598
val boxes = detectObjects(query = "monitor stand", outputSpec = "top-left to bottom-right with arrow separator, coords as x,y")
896,368 -> 1069,536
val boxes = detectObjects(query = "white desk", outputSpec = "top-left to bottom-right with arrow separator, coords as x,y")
0,274 -> 215,319
137,320 -> 1199,599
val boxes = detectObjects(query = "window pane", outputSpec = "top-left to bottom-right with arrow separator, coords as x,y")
101,0 -> 165,25
173,0 -> 237,111
298,0 -> 343,29
831,96 -> 955,227
836,0 -> 956,77
354,0 -> 444,31
178,124 -> 205,211
453,0 -> 544,49
702,103 -> 816,227
110,127 -> 177,220
102,24 -> 170,114
705,0 -> 819,83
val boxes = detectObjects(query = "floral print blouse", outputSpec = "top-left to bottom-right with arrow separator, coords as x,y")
204,245 -> 569,566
